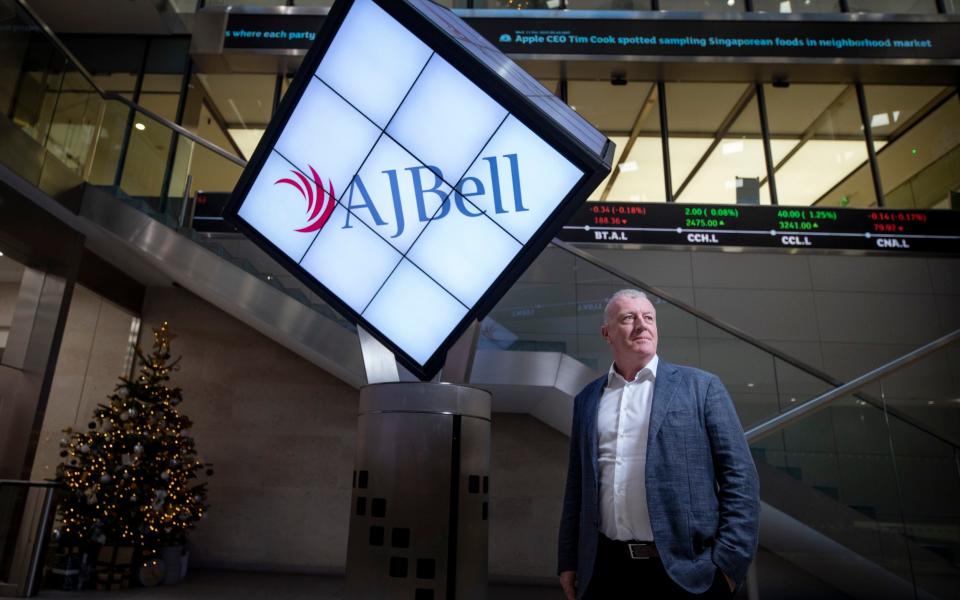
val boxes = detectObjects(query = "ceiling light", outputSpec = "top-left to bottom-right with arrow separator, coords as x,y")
618,161 -> 638,172
870,113 -> 890,128
727,0 -> 735,5
789,397 -> 797,403
135,122 -> 146,131
927,400 -> 935,405
0,251 -> 4,257
722,140 -> 744,155
747,382 -> 755,388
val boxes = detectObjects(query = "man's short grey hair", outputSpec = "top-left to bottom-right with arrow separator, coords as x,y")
604,289 -> 652,323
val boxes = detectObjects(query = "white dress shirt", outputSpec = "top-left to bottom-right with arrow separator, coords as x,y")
597,354 -> 659,542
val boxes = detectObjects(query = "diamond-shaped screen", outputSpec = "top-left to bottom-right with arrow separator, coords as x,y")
226,0 -> 612,379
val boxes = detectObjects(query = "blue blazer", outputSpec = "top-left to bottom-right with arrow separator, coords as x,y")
558,360 -> 760,596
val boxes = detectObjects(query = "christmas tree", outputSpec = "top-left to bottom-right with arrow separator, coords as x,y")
55,321 -> 213,561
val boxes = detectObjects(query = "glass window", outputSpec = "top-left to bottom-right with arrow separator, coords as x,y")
752,0 -> 840,12
198,73 -> 277,160
864,86 -> 957,210
665,82 -> 764,204
603,82 -> 666,203
845,0 -> 938,13
659,0 -> 745,10
568,80 -> 651,134
119,38 -> 189,198
946,0 -> 960,13
763,83 -> 877,207
678,92 -> 771,205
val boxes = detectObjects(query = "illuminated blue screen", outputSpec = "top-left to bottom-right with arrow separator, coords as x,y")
233,0 -> 593,373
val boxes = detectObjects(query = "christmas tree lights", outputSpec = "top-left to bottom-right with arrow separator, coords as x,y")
55,322 -> 213,562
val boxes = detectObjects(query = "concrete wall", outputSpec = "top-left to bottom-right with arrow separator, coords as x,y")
138,286 -> 358,573
31,285 -> 136,481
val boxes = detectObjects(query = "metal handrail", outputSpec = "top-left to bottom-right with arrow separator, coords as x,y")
13,0 -> 247,168
0,480 -> 62,597
552,239 -> 960,450
744,328 -> 960,446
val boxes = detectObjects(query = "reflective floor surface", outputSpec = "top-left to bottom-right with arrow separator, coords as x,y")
38,569 -> 560,599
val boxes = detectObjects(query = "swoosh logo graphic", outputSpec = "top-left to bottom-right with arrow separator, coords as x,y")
274,165 -> 336,233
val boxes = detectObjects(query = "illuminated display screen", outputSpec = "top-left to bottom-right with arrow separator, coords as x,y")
225,0 -> 613,379
560,203 -> 960,253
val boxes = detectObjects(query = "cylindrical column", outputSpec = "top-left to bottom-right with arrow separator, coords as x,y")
346,382 -> 491,600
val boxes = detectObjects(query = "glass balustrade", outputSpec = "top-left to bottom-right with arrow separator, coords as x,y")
484,243 -> 838,429
749,339 -> 960,600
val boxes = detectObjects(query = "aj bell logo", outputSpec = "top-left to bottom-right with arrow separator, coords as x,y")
274,165 -> 336,233
274,154 -> 526,238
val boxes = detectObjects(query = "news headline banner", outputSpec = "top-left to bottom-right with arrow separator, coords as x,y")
473,17 -> 958,59
222,11 -> 959,60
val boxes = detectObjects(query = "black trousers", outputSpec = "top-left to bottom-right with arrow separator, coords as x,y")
583,535 -> 735,600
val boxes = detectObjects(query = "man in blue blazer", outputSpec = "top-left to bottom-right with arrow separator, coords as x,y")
558,289 -> 759,599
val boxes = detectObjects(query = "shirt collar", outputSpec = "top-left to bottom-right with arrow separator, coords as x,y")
607,355 -> 659,387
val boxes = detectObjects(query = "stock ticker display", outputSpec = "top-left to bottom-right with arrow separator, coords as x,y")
559,202 -> 960,254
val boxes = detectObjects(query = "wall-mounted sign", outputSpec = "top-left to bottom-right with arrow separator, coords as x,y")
220,9 -> 960,62
224,0 -> 613,380
560,202 -> 960,253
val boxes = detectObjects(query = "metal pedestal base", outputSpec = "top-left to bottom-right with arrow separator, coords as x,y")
345,382 -> 491,600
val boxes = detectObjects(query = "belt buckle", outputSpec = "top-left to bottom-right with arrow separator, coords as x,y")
627,543 -> 651,560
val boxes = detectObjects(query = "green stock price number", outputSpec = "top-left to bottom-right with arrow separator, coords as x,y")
684,207 -> 738,228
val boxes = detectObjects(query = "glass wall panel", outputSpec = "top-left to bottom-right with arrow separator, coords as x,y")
665,82 -> 760,204
188,101 -> 245,195
763,83 -> 878,207
604,84 -> 666,203
8,38 -> 66,150
198,73 -> 276,161
118,39 -> 189,200
676,93 -> 771,204
0,6 -> 32,118
947,0 -> 960,12
43,71 -> 103,176
752,0 -> 839,12
864,86 -> 958,210
568,80 -> 648,134
846,0 -> 938,13
659,0 -> 745,10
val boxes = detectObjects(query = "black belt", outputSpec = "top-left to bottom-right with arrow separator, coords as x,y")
600,534 -> 659,560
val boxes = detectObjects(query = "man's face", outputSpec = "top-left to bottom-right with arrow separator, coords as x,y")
602,295 -> 658,365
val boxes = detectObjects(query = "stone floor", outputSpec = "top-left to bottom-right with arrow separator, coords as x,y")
39,569 -> 561,599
